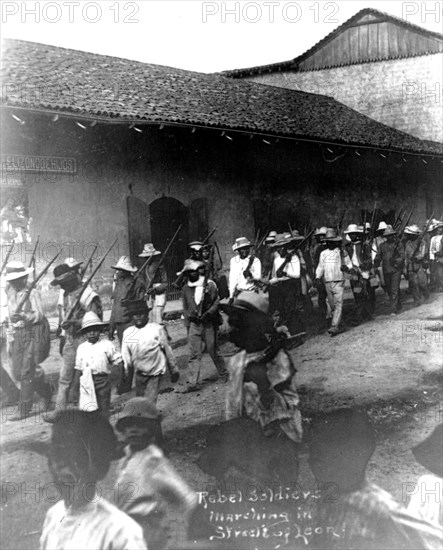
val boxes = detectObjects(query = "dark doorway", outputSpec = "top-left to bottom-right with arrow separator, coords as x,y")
150,197 -> 189,301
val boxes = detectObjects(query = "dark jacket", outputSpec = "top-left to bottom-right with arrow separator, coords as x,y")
182,280 -> 220,328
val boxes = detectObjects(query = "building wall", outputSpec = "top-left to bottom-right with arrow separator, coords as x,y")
244,53 -> 443,143
1,110 -> 441,311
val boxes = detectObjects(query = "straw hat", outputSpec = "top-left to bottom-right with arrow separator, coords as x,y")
314,227 -> 328,236
4,261 -> 33,282
404,224 -> 421,236
221,291 -> 269,316
111,256 -> 137,272
265,231 -> 277,243
232,237 -> 252,251
50,264 -> 77,286
138,244 -> 161,257
383,225 -> 396,237
324,229 -> 342,242
377,221 -> 388,232
79,311 -> 107,333
344,224 -> 363,234
188,241 -> 203,251
64,257 -> 83,269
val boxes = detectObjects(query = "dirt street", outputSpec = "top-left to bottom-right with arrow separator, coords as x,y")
1,292 -> 442,549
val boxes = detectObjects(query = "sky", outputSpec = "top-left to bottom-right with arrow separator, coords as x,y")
2,0 -> 442,72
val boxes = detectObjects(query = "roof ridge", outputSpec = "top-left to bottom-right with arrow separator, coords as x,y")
221,7 -> 443,77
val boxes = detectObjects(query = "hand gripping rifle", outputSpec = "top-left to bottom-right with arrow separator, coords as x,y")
243,230 -> 268,280
276,229 -> 315,278
0,243 -> 15,276
196,243 -> 215,319
14,251 -> 62,314
145,224 -> 182,295
63,238 -> 118,324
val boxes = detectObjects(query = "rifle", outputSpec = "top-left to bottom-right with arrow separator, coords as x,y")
336,210 -> 346,233
63,238 -> 118,324
243,230 -> 268,280
392,207 -> 414,255
14,251 -> 61,315
393,207 -> 405,230
80,244 -> 98,278
411,213 -> 434,260
121,253 -> 156,305
145,224 -> 182,294
29,236 -> 40,280
1,243 -> 15,275
369,202 -> 377,240
202,224 -> 219,245
196,243 -> 215,318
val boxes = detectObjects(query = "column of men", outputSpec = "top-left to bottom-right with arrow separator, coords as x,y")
2,217 -> 442,420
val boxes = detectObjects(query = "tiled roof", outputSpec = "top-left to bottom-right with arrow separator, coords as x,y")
221,8 -> 443,77
1,39 -> 442,155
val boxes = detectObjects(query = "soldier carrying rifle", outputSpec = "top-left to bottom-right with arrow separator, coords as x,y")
45,240 -> 117,423
4,257 -> 56,421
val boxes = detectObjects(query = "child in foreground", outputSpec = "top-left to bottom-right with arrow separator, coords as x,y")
115,397 -> 197,549
74,311 -> 123,417
40,410 -> 146,550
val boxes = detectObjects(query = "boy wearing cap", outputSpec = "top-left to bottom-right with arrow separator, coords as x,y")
138,243 -> 168,325
115,397 -> 197,549
45,264 -> 102,422
404,225 -> 430,306
74,312 -> 123,418
3,261 -> 49,420
109,256 -> 144,345
229,237 -> 262,299
374,225 -> 405,315
40,410 -> 147,550
316,229 -> 353,335
222,291 -> 303,445
181,260 -> 227,388
121,301 -> 179,408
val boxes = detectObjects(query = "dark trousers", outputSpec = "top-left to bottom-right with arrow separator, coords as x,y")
316,280 -> 329,318
384,271 -> 402,313
8,327 -> 36,410
408,269 -> 430,305
350,280 -> 373,321
92,373 -> 111,418
269,279 -> 305,334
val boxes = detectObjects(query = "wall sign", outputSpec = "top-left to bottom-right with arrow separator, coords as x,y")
1,155 -> 77,174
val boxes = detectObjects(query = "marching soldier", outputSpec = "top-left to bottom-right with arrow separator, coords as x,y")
316,229 -> 353,336
45,263 -> 102,422
229,237 -> 262,299
4,262 -> 51,420
181,260 -> 227,389
430,221 -> 443,292
311,227 -> 331,322
374,225 -> 404,315
344,224 -> 374,322
404,225 -> 430,307
138,244 -> 168,325
109,256 -> 144,345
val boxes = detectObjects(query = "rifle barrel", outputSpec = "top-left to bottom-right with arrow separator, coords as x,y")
1,243 -> 15,275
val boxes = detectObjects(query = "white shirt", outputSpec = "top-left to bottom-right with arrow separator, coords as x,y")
75,338 -> 122,375
430,235 -> 442,260
407,474 -> 443,527
121,322 -> 173,376
316,248 -> 352,283
40,499 -> 146,550
229,255 -> 262,297
272,254 -> 300,279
